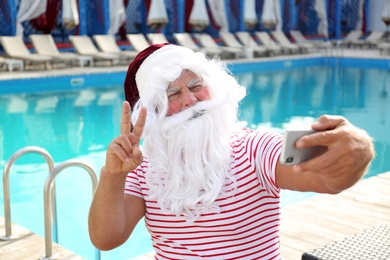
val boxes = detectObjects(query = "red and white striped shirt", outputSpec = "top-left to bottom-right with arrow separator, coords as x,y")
125,128 -> 283,259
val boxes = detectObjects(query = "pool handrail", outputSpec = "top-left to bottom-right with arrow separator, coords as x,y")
1,146 -> 55,241
42,158 -> 99,260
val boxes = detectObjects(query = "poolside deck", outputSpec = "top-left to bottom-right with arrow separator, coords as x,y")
0,219 -> 83,259
279,171 -> 390,259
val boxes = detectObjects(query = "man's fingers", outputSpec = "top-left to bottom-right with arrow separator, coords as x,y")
296,130 -> 335,148
296,114 -> 351,148
132,107 -> 147,138
120,101 -> 131,134
311,115 -> 348,131
294,147 -> 342,174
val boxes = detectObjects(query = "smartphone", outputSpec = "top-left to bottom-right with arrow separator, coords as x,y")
280,129 -> 328,165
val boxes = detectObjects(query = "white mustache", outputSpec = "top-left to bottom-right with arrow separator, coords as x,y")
192,110 -> 205,119
161,96 -> 227,132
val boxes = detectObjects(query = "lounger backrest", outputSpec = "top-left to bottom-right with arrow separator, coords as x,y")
197,34 -> 219,48
126,34 -> 150,52
147,33 -> 169,44
366,31 -> 383,41
235,32 -> 258,48
30,34 -> 59,55
345,30 -> 362,41
69,36 -> 100,55
290,31 -> 307,43
255,32 -> 275,45
220,32 -> 243,48
0,36 -> 31,56
93,35 -> 121,53
173,33 -> 200,51
271,31 -> 291,44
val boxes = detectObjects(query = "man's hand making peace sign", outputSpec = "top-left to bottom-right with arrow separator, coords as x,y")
105,101 -> 147,177
88,101 -> 147,251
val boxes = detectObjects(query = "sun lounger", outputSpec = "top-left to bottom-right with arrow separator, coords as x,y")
349,31 -> 385,48
29,34 -> 79,66
93,34 -> 138,62
172,32 -> 222,57
126,33 -> 151,52
220,32 -> 267,58
147,33 -> 170,44
0,56 -> 24,72
271,30 -> 308,53
173,33 -> 203,51
378,42 -> 390,55
254,31 -> 290,54
235,31 -> 280,56
0,36 -> 53,70
69,35 -> 120,65
195,33 -> 245,58
290,30 -> 332,51
332,30 -> 363,48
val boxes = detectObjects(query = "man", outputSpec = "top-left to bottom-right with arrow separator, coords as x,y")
88,43 -> 374,259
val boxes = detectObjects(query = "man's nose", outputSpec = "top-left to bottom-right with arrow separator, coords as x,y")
182,89 -> 197,108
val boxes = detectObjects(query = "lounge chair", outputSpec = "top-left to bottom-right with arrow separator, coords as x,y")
271,30 -> 309,53
349,31 -> 384,48
172,32 -> 222,57
290,30 -> 332,51
173,33 -> 203,51
147,33 -> 170,44
378,42 -> 390,55
93,34 -> 138,62
0,56 -> 24,72
69,35 -> 120,65
126,33 -> 151,52
219,32 -> 267,58
332,30 -> 363,48
235,31 -> 280,56
195,33 -> 246,58
29,34 -> 79,66
0,36 -> 53,70
254,31 -> 291,54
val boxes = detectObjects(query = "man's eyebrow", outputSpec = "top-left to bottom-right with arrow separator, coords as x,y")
166,86 -> 180,94
187,78 -> 202,87
166,77 -> 202,93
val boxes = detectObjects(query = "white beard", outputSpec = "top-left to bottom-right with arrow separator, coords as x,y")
143,97 -> 240,220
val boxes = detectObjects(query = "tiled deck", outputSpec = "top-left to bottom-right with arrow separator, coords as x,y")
279,171 -> 390,259
0,219 -> 83,259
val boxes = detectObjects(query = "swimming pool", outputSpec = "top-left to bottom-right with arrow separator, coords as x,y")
0,57 -> 389,259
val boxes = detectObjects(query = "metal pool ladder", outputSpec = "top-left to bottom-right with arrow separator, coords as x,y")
42,158 -> 99,260
1,146 -> 55,240
1,146 -> 100,260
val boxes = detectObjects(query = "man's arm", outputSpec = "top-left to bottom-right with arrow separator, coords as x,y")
276,115 -> 375,194
88,169 -> 145,250
88,101 -> 147,250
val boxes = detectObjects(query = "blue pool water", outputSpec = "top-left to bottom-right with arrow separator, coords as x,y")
0,58 -> 389,259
